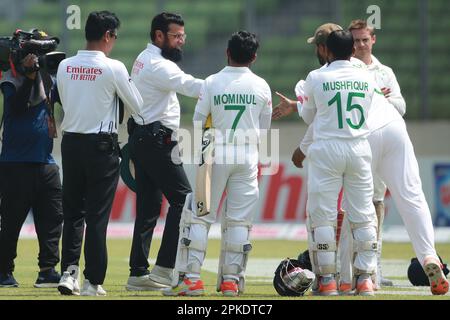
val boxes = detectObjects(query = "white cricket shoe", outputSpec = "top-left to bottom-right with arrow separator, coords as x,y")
126,274 -> 171,291
81,279 -> 107,296
148,265 -> 173,286
58,271 -> 80,296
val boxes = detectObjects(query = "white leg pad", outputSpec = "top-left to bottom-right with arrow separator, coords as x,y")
350,222 -> 378,286
177,198 -> 210,276
307,218 -> 337,276
216,222 -> 252,293
313,226 -> 336,275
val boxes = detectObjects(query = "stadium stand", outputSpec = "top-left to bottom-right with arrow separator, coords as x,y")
1,0 -> 448,120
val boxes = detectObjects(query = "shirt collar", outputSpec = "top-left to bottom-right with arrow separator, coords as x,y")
222,66 -> 251,73
147,43 -> 162,56
77,50 -> 106,57
328,60 -> 352,67
368,54 -> 382,70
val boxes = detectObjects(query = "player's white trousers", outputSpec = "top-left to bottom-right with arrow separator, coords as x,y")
370,120 -> 438,264
373,175 -> 387,202
181,146 -> 259,279
307,138 -> 377,274
339,120 -> 438,283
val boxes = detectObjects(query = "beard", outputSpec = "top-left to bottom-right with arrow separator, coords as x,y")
161,39 -> 183,63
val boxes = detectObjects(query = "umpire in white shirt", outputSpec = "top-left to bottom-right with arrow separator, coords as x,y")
125,12 -> 203,291
56,11 -> 143,296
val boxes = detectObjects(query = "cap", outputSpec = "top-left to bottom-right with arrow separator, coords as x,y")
307,23 -> 343,45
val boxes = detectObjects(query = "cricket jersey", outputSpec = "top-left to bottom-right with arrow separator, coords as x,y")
301,60 -> 379,140
368,55 -> 406,116
194,66 -> 272,145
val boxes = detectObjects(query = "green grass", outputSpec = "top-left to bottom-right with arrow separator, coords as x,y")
2,239 -> 449,300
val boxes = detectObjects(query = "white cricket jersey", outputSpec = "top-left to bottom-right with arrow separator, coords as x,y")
301,60 -> 379,140
349,57 -> 404,132
368,55 -> 406,116
298,57 -> 404,152
194,66 -> 272,145
130,44 -> 203,131
57,50 -> 143,134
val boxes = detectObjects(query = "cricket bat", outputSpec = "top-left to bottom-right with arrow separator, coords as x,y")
195,114 -> 214,216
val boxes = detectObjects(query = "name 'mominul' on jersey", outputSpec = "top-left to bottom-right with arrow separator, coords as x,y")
194,66 -> 272,145
301,60 -> 382,141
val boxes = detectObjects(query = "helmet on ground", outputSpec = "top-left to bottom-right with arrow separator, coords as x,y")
273,258 -> 315,296
297,249 -> 312,271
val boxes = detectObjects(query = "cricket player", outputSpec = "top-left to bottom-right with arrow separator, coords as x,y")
337,20 -> 449,295
164,31 -> 272,297
339,19 -> 404,289
300,30 -> 379,296
288,22 -> 448,296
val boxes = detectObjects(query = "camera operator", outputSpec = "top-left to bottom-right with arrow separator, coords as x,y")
0,48 -> 63,288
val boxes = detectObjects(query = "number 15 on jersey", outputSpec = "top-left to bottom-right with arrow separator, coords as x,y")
328,91 -> 366,130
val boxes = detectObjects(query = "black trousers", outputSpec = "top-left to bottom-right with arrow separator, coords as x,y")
129,123 -> 191,276
61,133 -> 119,285
0,163 -> 63,274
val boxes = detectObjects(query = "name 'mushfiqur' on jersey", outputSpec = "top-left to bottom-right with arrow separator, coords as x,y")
322,80 -> 369,92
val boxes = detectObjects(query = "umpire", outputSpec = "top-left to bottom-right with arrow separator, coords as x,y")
56,11 -> 143,296
125,12 -> 203,291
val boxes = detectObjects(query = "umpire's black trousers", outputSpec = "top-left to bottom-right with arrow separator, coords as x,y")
61,133 -> 119,285
0,162 -> 63,274
128,122 -> 191,276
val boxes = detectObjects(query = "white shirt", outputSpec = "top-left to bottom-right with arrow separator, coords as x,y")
298,57 -> 404,151
130,44 -> 203,131
301,60 -> 379,140
368,55 -> 406,116
57,50 -> 143,134
351,56 -> 404,132
194,66 -> 272,145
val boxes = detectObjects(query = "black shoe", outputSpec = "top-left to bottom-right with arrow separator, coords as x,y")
0,273 -> 19,287
34,268 -> 61,288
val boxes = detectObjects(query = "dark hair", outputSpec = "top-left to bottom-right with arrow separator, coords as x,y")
326,30 -> 354,60
150,12 -> 184,41
85,11 -> 120,41
227,31 -> 259,64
